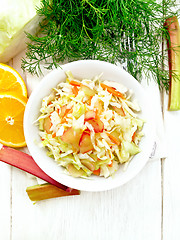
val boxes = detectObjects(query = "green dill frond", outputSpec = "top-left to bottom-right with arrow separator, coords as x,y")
21,0 -> 180,90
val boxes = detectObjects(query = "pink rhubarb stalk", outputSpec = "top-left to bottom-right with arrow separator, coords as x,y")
0,144 -> 79,196
165,16 -> 180,110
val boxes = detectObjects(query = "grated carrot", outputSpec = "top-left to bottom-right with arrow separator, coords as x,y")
69,80 -> 81,87
100,82 -> 125,99
107,133 -> 120,145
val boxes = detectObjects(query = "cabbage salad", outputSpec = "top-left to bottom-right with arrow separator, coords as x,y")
38,71 -> 144,178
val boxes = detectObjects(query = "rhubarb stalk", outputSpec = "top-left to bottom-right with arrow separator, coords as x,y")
165,16 -> 180,110
26,183 -> 80,202
0,144 -> 79,196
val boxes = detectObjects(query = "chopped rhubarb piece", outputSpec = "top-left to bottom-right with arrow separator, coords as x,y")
26,183 -> 80,202
88,118 -> 104,133
81,159 -> 95,172
43,116 -> 52,134
80,85 -> 95,97
79,132 -> 94,154
60,127 -> 73,143
94,99 -> 103,116
113,106 -> 125,116
83,129 -> 91,134
84,110 -> 96,121
165,16 -> 180,110
0,144 -> 68,190
60,127 -> 82,151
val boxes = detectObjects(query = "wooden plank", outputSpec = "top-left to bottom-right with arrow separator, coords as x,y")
163,93 -> 180,240
11,161 -> 161,240
0,60 -> 13,240
10,52 -> 162,240
162,6 -> 180,239
0,162 -> 11,240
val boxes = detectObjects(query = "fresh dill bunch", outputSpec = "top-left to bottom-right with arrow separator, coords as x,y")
21,0 -> 179,90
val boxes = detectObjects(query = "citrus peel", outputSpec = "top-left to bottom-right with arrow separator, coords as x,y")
0,63 -> 27,98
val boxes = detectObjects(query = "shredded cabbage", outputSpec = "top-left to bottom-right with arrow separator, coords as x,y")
37,71 -> 144,178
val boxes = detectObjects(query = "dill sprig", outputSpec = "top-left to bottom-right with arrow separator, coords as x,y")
21,0 -> 179,90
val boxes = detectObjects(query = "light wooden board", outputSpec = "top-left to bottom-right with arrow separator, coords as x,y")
162,3 -> 180,239
0,162 -> 11,240
1,2 -> 180,238
163,93 -> 180,240
10,161 -> 161,240
7,52 -> 162,240
0,60 -> 13,240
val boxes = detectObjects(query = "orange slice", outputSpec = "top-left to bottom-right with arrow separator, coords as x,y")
0,93 -> 27,147
0,63 -> 27,98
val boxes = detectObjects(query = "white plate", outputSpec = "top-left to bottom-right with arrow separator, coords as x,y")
24,60 -> 155,191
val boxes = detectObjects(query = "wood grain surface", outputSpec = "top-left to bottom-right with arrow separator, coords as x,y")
1,9 -> 180,236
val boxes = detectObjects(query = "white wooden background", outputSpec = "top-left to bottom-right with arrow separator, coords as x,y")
0,53 -> 167,240
0,10 -> 180,240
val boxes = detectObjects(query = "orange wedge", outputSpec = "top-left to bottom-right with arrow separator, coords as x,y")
0,63 -> 27,98
0,93 -> 27,147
